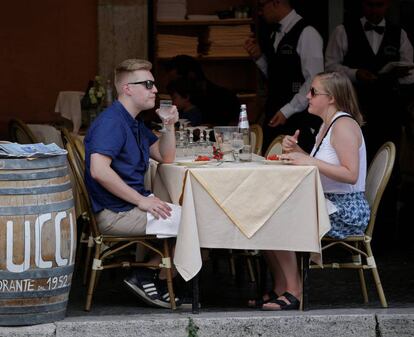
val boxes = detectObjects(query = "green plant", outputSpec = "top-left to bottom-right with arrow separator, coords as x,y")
186,317 -> 199,337
88,75 -> 105,107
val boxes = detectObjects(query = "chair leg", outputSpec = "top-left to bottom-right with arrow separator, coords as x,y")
83,235 -> 94,285
365,242 -> 388,308
358,268 -> 369,304
246,254 -> 256,283
85,243 -> 101,311
300,252 -> 310,311
163,240 -> 176,310
229,249 -> 236,278
354,244 -> 369,304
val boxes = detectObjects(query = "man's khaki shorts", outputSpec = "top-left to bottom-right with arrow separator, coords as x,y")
96,207 -> 147,236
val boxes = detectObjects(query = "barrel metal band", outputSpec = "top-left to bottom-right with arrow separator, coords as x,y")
0,308 -> 66,326
0,181 -> 72,195
0,299 -> 68,314
0,286 -> 70,299
0,265 -> 74,280
0,155 -> 67,169
0,167 -> 68,181
0,198 -> 74,215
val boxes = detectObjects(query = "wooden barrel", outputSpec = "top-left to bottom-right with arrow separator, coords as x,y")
0,155 -> 76,326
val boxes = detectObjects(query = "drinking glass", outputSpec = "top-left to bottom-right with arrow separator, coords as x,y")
231,132 -> 244,161
157,100 -> 172,133
213,126 -> 239,161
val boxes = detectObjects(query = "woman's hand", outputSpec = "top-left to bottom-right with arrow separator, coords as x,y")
280,151 -> 315,166
282,130 -> 301,153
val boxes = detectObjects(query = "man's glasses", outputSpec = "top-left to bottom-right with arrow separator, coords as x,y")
127,80 -> 155,89
310,87 -> 330,98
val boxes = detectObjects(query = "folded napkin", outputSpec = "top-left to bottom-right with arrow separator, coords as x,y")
190,166 -> 314,238
145,201 -> 181,238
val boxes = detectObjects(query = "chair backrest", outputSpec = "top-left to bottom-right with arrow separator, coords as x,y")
8,118 -> 38,144
61,127 -> 85,171
365,141 -> 396,237
66,142 -> 99,237
250,124 -> 263,155
264,135 -> 285,158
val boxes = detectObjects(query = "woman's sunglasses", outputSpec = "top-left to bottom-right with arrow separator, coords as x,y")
310,87 -> 330,97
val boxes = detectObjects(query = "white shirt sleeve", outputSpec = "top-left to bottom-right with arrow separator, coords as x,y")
325,25 -> 358,82
399,29 -> 414,84
280,26 -> 324,119
255,54 -> 268,78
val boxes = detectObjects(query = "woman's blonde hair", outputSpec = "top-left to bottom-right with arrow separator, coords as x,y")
316,71 -> 364,126
114,59 -> 152,93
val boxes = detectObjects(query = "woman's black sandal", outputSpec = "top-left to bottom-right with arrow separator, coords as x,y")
247,290 -> 278,308
261,291 -> 300,311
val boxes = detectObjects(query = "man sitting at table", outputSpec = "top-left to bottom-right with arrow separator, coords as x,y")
84,58 -> 180,308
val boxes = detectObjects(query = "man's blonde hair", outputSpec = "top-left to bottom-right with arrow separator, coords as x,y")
114,59 -> 152,92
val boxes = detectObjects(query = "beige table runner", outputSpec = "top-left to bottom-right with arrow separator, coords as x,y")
190,166 -> 314,238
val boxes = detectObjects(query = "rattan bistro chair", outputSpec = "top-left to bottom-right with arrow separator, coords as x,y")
65,142 -> 177,311
61,127 -> 92,284
310,141 -> 396,308
250,124 -> 264,155
264,135 -> 285,158
8,118 -> 39,143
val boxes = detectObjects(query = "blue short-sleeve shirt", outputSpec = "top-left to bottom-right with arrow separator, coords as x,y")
84,100 -> 158,213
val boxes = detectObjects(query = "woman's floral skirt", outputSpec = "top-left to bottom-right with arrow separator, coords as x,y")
325,192 -> 370,239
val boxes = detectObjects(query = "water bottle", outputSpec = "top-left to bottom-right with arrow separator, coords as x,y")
238,104 -> 251,161
105,79 -> 113,107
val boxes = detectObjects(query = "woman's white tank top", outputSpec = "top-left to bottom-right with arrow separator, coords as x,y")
310,112 -> 367,193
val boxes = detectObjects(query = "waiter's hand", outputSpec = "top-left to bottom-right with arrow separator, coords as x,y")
244,34 -> 262,60
268,111 -> 287,127
356,69 -> 377,83
388,65 -> 413,79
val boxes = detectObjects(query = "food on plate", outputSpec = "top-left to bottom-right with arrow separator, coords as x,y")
212,145 -> 223,160
266,154 -> 280,161
195,155 -> 210,162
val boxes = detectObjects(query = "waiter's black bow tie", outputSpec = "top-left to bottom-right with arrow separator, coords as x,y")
364,21 -> 385,34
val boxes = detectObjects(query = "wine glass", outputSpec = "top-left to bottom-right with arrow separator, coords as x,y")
198,126 -> 207,143
178,118 -> 189,131
231,132 -> 244,162
157,100 -> 172,133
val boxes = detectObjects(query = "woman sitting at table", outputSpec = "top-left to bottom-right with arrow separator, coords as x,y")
253,71 -> 370,310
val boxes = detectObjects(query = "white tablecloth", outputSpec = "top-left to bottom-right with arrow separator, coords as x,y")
153,159 -> 331,281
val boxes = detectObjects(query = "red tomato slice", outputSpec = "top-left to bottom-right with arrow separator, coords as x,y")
267,154 -> 280,161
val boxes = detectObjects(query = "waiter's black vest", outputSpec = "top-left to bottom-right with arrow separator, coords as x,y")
264,18 -> 307,117
343,18 -> 401,74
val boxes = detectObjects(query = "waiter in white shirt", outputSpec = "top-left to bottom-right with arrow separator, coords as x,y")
325,0 -> 414,161
244,0 -> 324,153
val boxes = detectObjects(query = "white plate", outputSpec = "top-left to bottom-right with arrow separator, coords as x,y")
262,159 -> 289,165
175,160 -> 213,167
